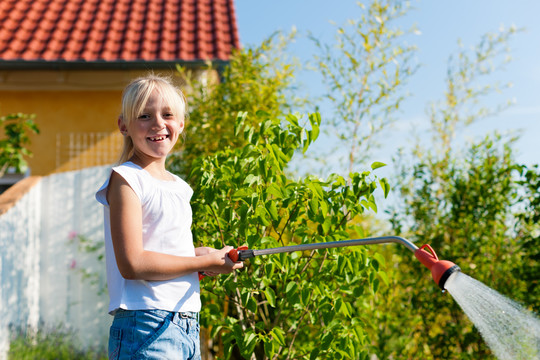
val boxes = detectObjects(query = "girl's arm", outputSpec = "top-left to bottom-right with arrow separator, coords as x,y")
195,247 -> 223,277
107,171 -> 242,281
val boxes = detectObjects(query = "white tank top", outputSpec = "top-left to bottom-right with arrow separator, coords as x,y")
96,162 -> 201,314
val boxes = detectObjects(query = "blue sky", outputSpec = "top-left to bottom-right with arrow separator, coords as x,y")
234,0 -> 540,173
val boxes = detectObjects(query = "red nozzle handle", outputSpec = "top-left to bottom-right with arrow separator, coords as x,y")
419,244 -> 439,261
229,246 -> 249,262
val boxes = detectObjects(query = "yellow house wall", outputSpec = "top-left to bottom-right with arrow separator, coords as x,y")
0,90 -> 119,175
0,69 -> 190,175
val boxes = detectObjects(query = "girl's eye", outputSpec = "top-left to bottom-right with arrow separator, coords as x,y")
138,114 -> 150,120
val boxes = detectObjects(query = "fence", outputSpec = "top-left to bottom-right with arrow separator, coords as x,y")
55,132 -> 123,173
0,165 -> 111,358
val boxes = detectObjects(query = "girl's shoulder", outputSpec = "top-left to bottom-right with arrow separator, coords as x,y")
99,161 -> 192,200
112,161 -> 146,187
119,162 -> 194,198
95,162 -> 146,205
166,171 -> 194,200
113,161 -> 142,173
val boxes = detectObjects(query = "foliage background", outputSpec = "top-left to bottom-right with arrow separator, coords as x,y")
165,1 -> 540,358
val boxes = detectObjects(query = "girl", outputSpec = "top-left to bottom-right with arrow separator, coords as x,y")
96,74 -> 243,359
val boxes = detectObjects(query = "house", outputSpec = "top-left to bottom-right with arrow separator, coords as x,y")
0,1 -> 241,356
0,0 -> 240,176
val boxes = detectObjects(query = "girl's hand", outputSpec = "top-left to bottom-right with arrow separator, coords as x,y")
194,246 -> 217,256
200,246 -> 244,274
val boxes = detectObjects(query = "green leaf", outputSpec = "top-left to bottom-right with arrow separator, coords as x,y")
371,161 -> 387,170
286,113 -> 299,126
255,205 -> 270,226
271,328 -> 286,346
234,111 -> 248,136
246,296 -> 257,313
379,177 -> 391,198
264,338 -> 275,359
265,201 -> 279,221
242,331 -> 259,356
255,110 -> 270,118
264,287 -> 276,307
308,182 -> 325,199
378,270 -> 389,286
373,252 -> 386,267
302,132 -> 310,154
267,183 -> 285,198
372,278 -> 380,293
244,331 -> 257,347
337,256 -> 346,275
285,281 -> 297,294
301,287 -> 311,305
371,258 -> 379,271
320,332 -> 334,351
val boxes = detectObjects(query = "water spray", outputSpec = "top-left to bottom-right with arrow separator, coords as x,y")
228,236 -> 461,289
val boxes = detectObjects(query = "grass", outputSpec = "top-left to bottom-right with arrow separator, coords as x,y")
8,325 -> 107,360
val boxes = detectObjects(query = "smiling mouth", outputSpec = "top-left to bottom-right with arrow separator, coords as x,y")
148,135 -> 169,142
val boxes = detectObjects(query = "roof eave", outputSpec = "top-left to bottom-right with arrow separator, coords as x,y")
0,59 -> 231,71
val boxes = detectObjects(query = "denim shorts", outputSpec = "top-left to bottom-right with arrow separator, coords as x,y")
108,309 -> 201,360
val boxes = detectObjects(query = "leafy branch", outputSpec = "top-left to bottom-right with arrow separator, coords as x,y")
0,113 -> 40,177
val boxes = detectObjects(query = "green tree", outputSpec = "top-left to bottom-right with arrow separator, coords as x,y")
168,32 -> 302,177
190,111 -> 390,359
167,25 -> 394,359
0,113 -> 39,177
372,27 -> 532,359
312,0 -> 418,174
386,136 -> 526,359
513,165 -> 540,312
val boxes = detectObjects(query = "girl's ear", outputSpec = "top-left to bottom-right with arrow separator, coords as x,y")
179,120 -> 185,134
118,117 -> 128,135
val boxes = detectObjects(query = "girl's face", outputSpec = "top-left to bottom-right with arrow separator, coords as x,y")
123,89 -> 184,164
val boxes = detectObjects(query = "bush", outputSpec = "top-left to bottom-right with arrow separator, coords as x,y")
0,112 -> 39,177
190,111 -> 389,359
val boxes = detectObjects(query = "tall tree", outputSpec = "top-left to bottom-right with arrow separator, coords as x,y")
513,165 -> 540,312
169,31 -> 392,359
312,0 -> 418,175
168,32 -> 302,176
373,27 -> 530,359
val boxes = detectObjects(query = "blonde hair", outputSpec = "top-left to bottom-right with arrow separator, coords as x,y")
117,74 -> 187,164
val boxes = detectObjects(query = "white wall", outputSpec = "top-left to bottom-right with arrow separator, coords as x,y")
0,178 -> 41,359
0,165 -> 112,358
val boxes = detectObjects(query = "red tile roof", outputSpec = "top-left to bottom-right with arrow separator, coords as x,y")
0,0 -> 240,67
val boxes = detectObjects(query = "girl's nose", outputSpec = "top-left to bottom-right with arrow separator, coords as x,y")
152,114 -> 166,128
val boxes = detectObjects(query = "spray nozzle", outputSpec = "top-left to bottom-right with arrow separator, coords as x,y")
415,244 -> 461,289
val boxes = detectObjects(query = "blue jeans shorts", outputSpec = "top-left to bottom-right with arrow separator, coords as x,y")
108,309 -> 201,360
